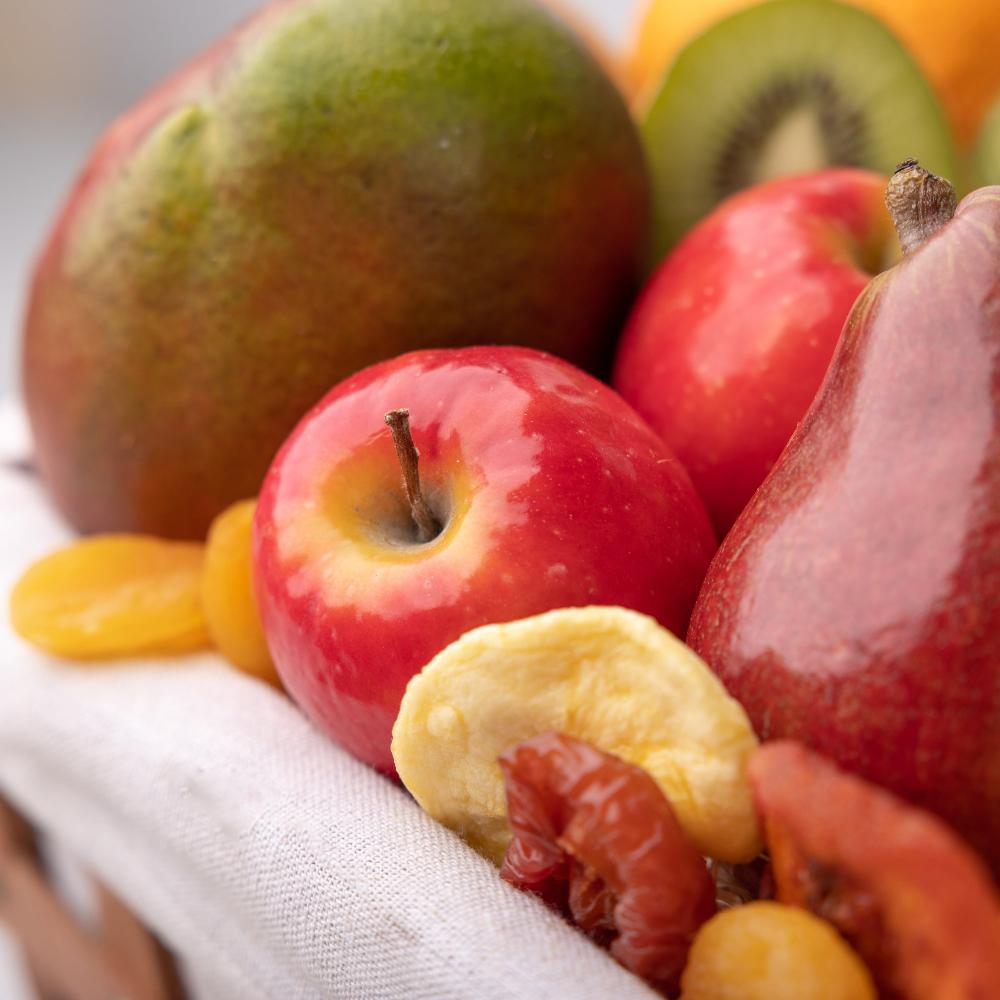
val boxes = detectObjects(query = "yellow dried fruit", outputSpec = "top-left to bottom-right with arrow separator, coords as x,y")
201,499 -> 280,687
391,605 -> 761,865
680,902 -> 876,1000
10,535 -> 209,659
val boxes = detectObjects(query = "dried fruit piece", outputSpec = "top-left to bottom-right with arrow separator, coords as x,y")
679,901 -> 876,999
201,499 -> 279,687
749,741 -> 1000,1000
10,535 -> 209,658
500,732 -> 716,995
391,606 -> 761,865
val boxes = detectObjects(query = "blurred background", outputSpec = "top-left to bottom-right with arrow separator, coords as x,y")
0,0 -> 638,402
0,0 -> 635,989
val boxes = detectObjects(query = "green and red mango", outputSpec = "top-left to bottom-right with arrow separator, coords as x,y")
24,0 -> 647,538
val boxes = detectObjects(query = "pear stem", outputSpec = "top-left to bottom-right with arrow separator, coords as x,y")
885,158 -> 957,256
384,408 -> 440,544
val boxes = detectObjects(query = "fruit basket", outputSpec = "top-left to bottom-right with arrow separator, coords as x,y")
0,403 -> 658,998
5,0 -> 1000,993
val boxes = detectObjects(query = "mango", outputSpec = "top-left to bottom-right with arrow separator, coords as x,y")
24,0 -> 648,538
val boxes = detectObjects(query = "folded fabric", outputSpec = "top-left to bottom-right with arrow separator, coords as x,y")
0,404 -> 656,1000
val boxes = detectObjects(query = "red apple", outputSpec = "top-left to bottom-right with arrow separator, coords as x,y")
613,169 -> 894,536
253,347 -> 716,774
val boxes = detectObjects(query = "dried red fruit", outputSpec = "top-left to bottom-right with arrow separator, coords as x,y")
749,741 -> 1000,1000
499,732 -> 716,995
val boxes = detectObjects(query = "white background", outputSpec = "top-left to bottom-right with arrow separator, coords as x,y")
0,1 -> 638,994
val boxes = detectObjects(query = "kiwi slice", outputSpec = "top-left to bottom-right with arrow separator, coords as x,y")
642,0 -> 959,260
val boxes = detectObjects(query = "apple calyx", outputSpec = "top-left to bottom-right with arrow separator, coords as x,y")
384,408 -> 441,544
885,158 -> 957,256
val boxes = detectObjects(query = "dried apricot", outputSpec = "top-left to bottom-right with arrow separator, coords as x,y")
201,500 -> 279,687
679,901 -> 876,1000
749,741 -> 1000,1000
500,732 -> 716,996
392,606 -> 761,865
10,535 -> 209,658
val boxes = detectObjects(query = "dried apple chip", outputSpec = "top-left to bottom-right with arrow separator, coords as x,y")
391,606 -> 761,865
10,535 -> 209,659
749,741 -> 1000,1000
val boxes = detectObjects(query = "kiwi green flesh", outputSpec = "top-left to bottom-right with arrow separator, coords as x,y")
642,0 -> 959,263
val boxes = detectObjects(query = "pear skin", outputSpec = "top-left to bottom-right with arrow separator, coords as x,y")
689,165 -> 1000,877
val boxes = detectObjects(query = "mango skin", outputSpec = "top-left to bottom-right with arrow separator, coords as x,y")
23,0 -> 648,539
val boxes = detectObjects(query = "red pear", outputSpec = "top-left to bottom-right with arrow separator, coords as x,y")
688,161 -> 1000,877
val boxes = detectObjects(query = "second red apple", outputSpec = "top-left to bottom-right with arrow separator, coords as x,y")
613,169 -> 893,536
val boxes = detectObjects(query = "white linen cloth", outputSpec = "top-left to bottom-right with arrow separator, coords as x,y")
0,404 -> 657,1000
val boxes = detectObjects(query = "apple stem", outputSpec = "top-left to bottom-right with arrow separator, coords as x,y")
885,159 -> 957,256
384,408 -> 440,544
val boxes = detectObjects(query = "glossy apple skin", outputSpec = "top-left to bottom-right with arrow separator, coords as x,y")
613,169 -> 892,536
688,187 -> 1000,875
255,347 -> 716,774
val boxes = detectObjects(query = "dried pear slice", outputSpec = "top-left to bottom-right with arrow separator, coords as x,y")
391,605 -> 761,865
750,741 -> 1000,1000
